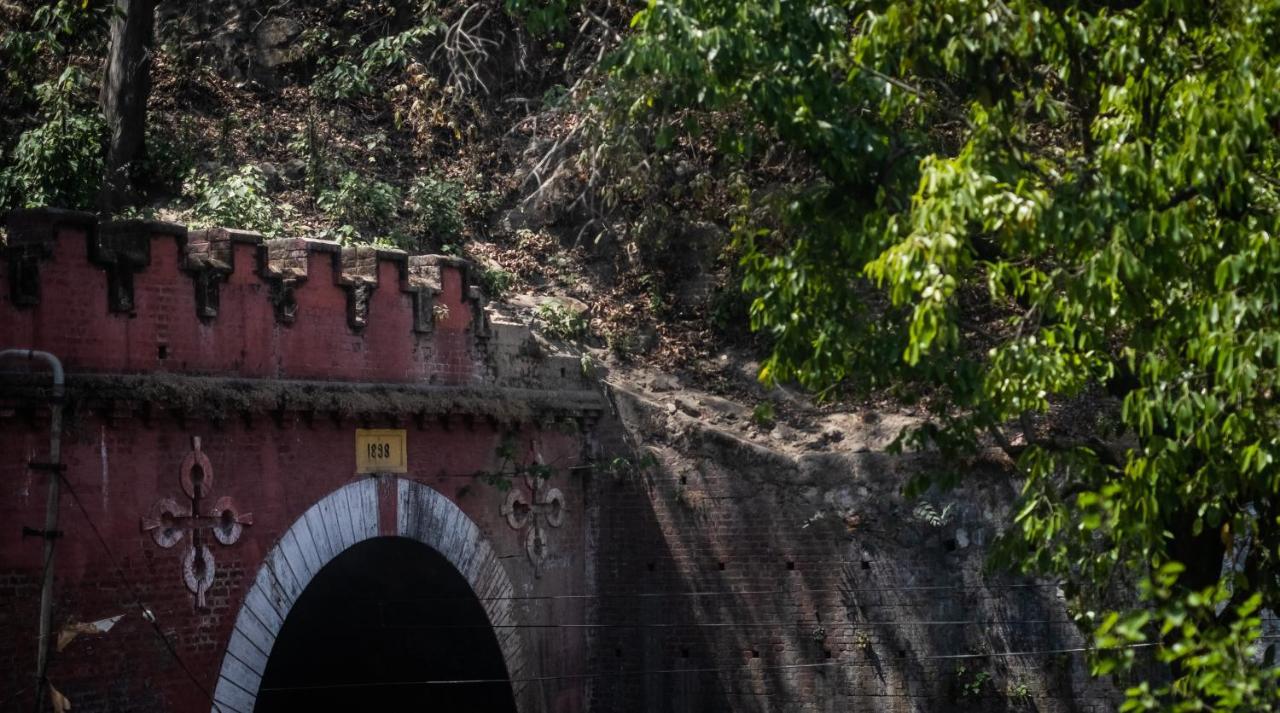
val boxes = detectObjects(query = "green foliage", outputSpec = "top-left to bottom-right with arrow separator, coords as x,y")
0,2 -> 127,213
408,174 -> 464,241
598,452 -> 659,481
603,327 -> 640,359
0,66 -> 105,212
956,665 -> 991,700
1097,569 -> 1279,712
477,266 -> 515,300
316,170 -> 402,237
1006,680 -> 1031,704
639,273 -> 668,317
613,0 -> 1280,707
479,438 -> 557,491
536,302 -> 588,341
911,501 -> 954,529
139,119 -> 198,193
289,122 -> 409,247
504,0 -> 575,36
314,58 -> 374,100
709,281 -> 751,335
314,21 -> 438,100
185,166 -> 282,236
541,83 -> 569,108
479,472 -> 515,492
750,401 -> 775,428
1,1 -> 107,98
362,22 -> 437,74
287,113 -> 334,197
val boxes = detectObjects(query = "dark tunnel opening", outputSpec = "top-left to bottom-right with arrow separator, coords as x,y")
254,536 -> 517,712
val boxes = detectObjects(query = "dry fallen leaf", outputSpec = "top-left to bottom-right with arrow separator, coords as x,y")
49,683 -> 71,712
57,615 -> 123,652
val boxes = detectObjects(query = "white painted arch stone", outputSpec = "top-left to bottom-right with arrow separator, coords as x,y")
211,478 -> 528,713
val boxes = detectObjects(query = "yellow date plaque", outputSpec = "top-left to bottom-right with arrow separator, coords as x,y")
355,429 -> 407,473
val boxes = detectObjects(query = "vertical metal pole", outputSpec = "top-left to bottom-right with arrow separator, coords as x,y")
33,395 -> 62,713
1,350 -> 65,713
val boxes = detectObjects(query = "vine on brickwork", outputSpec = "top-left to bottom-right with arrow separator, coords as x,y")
478,437 -> 554,492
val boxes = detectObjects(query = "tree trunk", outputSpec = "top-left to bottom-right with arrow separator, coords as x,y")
98,0 -> 155,213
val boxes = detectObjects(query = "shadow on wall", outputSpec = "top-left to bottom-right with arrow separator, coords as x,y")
587,391 -> 1116,713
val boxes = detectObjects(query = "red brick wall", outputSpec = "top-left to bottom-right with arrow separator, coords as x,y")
2,213 -> 479,384
0,210 -> 598,713
0,412 -> 587,712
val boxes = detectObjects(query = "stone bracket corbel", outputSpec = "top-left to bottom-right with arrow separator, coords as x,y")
93,220 -> 185,314
184,228 -> 263,319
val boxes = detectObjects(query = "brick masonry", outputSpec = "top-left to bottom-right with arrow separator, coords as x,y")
582,386 -> 1121,712
0,210 -> 598,713
1,209 -> 1118,712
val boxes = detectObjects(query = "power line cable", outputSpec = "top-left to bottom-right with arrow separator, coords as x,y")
301,581 -> 1066,605
371,619 -> 1092,630
58,472 -> 225,713
46,478 -> 1280,702
262,636 -> 1280,694
365,615 -> 1280,631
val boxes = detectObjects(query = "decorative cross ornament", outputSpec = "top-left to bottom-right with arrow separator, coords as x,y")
140,437 -> 252,608
500,470 -> 565,578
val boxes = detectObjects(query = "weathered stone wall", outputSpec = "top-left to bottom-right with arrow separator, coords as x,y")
584,385 -> 1119,712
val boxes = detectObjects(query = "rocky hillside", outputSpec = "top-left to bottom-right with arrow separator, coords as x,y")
3,0 -> 769,393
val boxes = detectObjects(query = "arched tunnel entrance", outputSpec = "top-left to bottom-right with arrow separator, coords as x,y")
254,536 -> 517,712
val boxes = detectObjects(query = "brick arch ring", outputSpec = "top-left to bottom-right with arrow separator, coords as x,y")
210,478 -> 529,713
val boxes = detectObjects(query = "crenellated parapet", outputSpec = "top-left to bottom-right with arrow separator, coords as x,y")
6,208 -> 97,307
1,209 -> 596,419
184,226 -> 260,319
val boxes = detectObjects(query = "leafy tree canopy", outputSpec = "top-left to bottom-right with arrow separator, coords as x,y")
611,0 -> 1280,708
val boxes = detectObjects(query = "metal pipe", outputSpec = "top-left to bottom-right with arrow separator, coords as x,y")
0,349 -> 64,713
0,349 -> 65,392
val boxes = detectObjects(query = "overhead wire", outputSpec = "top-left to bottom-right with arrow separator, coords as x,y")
371,618 -> 1099,630
47,467 -> 1280,704
259,637 -> 1280,694
48,474 -> 1280,705
300,580 -> 1067,605
58,472 -> 225,713
364,612 -> 1280,631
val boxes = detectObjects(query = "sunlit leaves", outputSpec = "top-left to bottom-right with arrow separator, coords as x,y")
615,0 -> 1280,707
0,66 -> 105,212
